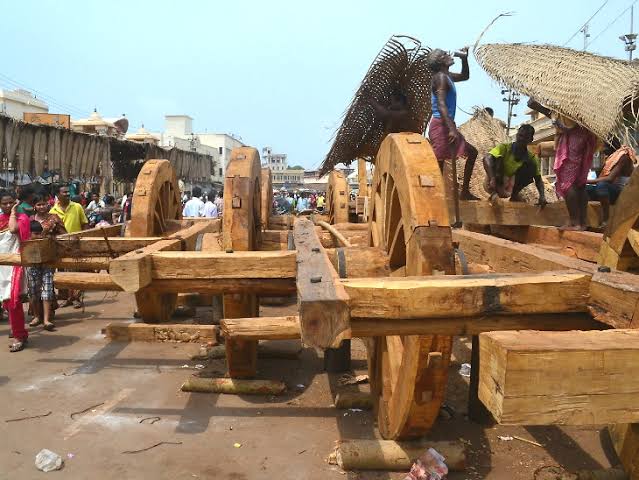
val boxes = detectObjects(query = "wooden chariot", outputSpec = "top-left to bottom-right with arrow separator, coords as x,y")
10,133 -> 639,477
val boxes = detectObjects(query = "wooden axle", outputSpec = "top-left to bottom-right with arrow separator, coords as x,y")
110,221 -> 221,292
54,272 -> 121,291
220,312 -> 603,342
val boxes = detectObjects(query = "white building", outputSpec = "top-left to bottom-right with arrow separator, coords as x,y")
262,146 -> 288,171
0,88 -> 48,119
197,133 -> 244,181
158,115 -> 224,184
158,115 -> 242,184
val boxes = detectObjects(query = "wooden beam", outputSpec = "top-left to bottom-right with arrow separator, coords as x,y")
57,224 -> 122,239
150,251 -> 296,280
456,200 -> 600,227
350,313 -> 603,337
109,221 -> 218,292
57,237 -> 162,255
54,272 -> 122,291
453,229 -> 639,331
149,278 -> 296,295
55,257 -> 111,271
104,322 -> 218,342
490,225 -> 602,263
221,315 -> 300,340
453,229 -> 593,273
325,247 -> 390,278
342,271 -> 590,320
295,217 -> 350,349
479,329 -> 639,425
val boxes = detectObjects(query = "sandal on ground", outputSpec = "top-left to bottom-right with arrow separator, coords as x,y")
72,300 -> 83,309
43,322 -> 55,331
60,299 -> 73,308
29,318 -> 43,327
9,338 -> 27,352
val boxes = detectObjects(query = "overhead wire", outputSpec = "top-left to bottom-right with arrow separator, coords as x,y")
0,71 -> 90,118
588,0 -> 639,47
563,0 -> 610,46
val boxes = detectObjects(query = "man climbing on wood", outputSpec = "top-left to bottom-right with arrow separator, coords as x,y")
483,124 -> 547,207
427,47 -> 479,200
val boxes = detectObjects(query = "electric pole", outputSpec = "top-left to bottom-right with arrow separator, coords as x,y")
620,5 -> 637,61
581,23 -> 591,50
501,88 -> 520,134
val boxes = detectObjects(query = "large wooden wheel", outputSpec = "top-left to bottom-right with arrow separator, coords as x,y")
223,147 -> 262,251
260,167 -> 273,231
129,159 -> 182,237
327,170 -> 349,224
367,133 -> 456,440
599,167 -> 639,272
223,147 -> 262,378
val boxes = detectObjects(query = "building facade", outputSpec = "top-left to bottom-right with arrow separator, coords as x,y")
262,146 -> 288,171
0,88 -> 48,119
158,115 -> 225,184
197,132 -> 244,182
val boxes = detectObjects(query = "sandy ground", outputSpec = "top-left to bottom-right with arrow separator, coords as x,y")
0,292 -> 621,480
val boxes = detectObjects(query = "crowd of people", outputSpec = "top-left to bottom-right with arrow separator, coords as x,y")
181,187 -> 223,218
1,183 -> 138,352
273,191 -> 325,215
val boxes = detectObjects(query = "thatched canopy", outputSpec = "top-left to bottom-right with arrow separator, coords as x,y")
474,43 -> 639,143
320,36 -> 432,176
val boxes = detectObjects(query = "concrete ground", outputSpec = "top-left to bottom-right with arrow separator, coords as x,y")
0,292 -> 621,479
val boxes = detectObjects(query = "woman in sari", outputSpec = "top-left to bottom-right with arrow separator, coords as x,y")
0,190 -> 31,351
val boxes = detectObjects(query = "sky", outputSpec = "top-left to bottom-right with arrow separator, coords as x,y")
1,0 -> 634,169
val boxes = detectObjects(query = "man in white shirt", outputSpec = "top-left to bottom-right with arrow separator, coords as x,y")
202,191 -> 219,218
214,191 -> 224,216
182,186 -> 204,217
86,192 -> 105,213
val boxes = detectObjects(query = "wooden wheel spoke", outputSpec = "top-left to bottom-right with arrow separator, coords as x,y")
627,228 -> 639,257
388,222 -> 406,269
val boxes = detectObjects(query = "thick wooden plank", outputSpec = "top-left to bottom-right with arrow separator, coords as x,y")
57,224 -> 122,239
453,229 -> 593,273
350,313 -> 603,337
490,225 -> 603,263
110,222 -> 218,292
295,217 -> 350,349
150,251 -> 296,280
54,272 -> 121,291
453,229 -> 639,330
221,315 -> 300,340
104,322 -> 218,343
457,200 -> 600,227
149,278 -> 296,295
57,237 -> 162,255
342,271 -> 590,320
480,329 -> 639,425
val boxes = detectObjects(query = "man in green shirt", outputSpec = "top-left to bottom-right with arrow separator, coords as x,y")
483,124 -> 547,206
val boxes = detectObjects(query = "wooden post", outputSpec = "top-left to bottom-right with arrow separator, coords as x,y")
357,158 -> 367,196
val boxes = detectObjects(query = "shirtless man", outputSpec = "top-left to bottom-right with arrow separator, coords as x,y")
368,89 -> 412,134
427,47 -> 479,200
